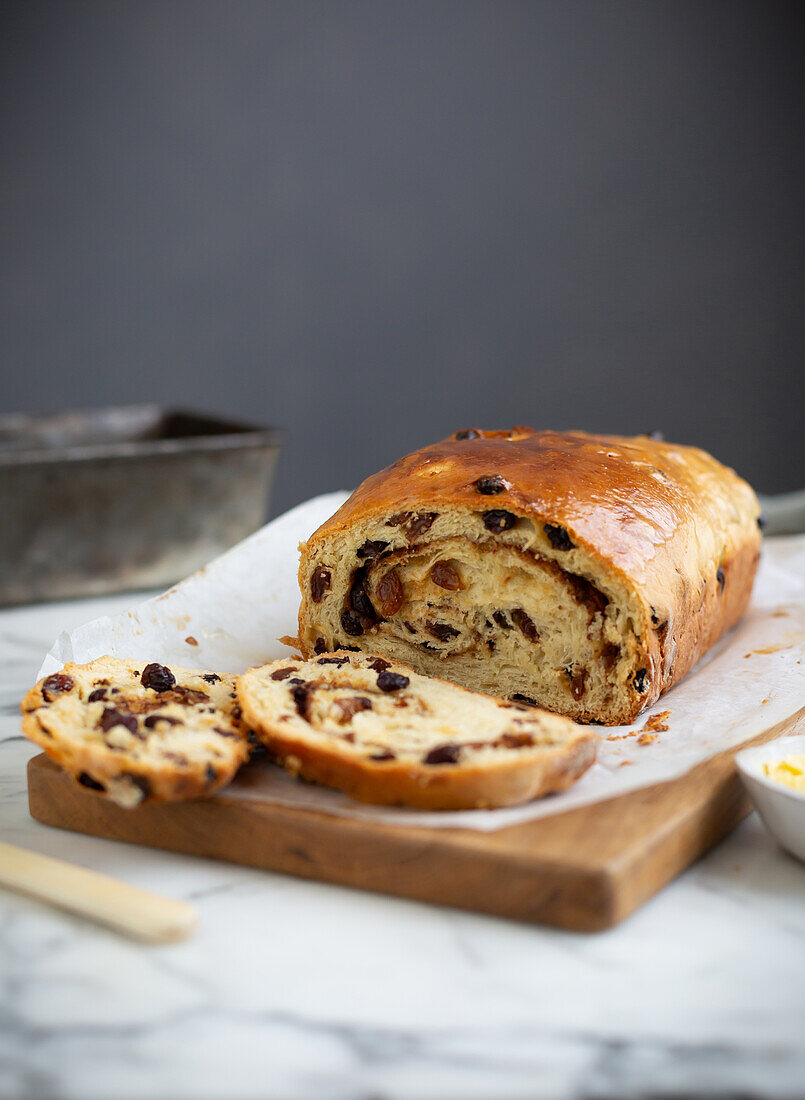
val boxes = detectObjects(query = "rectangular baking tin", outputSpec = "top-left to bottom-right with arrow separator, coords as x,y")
0,405 -> 283,606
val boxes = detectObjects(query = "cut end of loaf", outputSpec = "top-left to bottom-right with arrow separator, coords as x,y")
298,507 -> 653,725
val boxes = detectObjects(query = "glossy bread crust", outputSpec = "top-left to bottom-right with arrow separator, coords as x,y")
298,428 -> 761,723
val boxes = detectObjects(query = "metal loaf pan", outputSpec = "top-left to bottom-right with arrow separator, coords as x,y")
0,405 -> 283,606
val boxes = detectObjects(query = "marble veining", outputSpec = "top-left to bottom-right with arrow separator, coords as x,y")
0,593 -> 804,1100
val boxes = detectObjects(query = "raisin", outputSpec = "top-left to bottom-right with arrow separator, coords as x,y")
78,772 -> 105,791
369,749 -> 396,761
602,643 -> 620,670
407,512 -> 437,539
425,620 -> 460,642
41,673 -> 74,701
430,562 -> 461,590
454,428 -> 480,439
202,673 -> 222,684
291,683 -> 313,719
144,714 -> 182,729
511,609 -> 538,642
423,743 -> 461,765
340,646 -> 361,652
386,511 -> 411,527
633,668 -> 648,694
368,657 -> 390,672
376,671 -> 410,692
566,574 -> 608,617
717,567 -> 726,593
473,475 -> 506,495
493,611 -> 512,630
141,663 -> 176,692
544,524 -> 574,551
314,638 -> 328,654
99,707 -> 138,735
567,667 -> 588,700
336,697 -> 373,720
310,565 -> 331,603
341,611 -> 364,636
87,688 -> 107,703
271,667 -> 298,680
317,656 -> 349,666
205,765 -> 217,783
350,570 -> 377,620
511,693 -> 537,707
483,510 -> 516,533
403,621 -> 417,634
160,687 -> 209,705
500,732 -> 534,748
288,677 -> 304,685
487,639 -> 496,652
377,570 -> 404,617
213,726 -> 240,739
357,540 -> 389,560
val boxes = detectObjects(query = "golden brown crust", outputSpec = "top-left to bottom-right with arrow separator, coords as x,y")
297,428 -> 761,723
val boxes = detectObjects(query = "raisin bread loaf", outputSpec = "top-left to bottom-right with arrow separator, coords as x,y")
297,428 -> 761,725
237,652 -> 595,809
21,657 -> 250,806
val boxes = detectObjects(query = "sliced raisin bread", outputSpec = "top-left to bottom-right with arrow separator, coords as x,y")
21,657 -> 250,807
237,651 -> 595,809
297,428 -> 761,724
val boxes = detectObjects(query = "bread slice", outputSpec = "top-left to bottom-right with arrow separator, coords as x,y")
237,651 -> 596,809
21,657 -> 250,807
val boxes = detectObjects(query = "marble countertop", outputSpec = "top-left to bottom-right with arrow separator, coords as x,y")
1,593 -> 804,1100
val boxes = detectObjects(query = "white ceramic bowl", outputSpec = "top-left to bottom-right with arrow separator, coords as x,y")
736,734 -> 805,863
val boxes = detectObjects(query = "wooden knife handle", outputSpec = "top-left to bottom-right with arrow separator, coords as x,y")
0,840 -> 198,943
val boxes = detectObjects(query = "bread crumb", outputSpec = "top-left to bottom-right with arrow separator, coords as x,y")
185,636 -> 198,646
637,732 -> 658,746
641,710 -> 671,734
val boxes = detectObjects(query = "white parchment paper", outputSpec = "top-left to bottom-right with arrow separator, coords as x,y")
40,493 -> 805,831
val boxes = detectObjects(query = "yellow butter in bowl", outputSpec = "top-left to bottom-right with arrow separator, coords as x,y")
763,755 -> 805,793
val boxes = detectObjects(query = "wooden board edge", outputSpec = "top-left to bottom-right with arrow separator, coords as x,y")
26,706 -> 805,933
27,754 -> 617,931
599,706 -> 805,923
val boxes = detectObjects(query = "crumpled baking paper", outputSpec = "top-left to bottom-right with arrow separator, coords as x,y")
40,493 -> 805,831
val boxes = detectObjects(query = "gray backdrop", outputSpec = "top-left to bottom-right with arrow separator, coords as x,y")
2,1 -> 803,514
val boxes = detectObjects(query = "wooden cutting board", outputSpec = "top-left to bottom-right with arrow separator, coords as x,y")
27,706 -> 804,932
